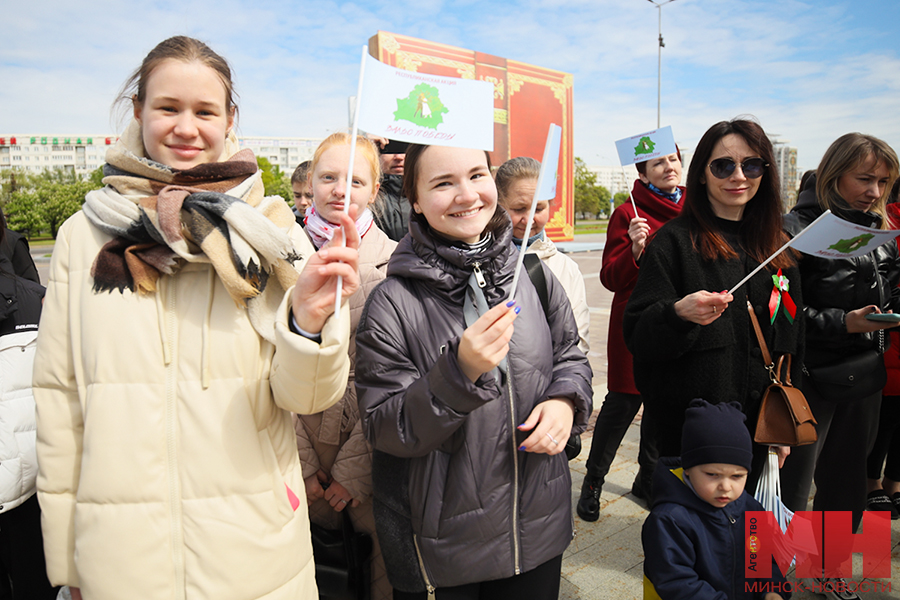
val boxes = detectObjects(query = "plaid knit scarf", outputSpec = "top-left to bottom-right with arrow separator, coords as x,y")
83,121 -> 303,339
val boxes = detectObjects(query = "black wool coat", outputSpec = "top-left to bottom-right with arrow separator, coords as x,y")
623,217 -> 804,455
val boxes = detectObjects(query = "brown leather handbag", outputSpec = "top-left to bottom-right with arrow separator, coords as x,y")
748,302 -> 818,446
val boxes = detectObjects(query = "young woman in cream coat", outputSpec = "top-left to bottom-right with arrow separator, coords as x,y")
34,37 -> 359,600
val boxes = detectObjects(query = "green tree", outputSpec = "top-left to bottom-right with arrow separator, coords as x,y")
257,157 -> 293,204
0,169 -> 35,208
573,158 -> 611,219
5,189 -> 44,236
595,185 -> 612,218
614,191 -> 631,209
89,166 -> 105,188
44,180 -> 95,238
4,168 -> 103,238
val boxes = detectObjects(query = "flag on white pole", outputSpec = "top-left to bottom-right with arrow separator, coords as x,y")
729,210 -> 900,294
788,212 -> 900,259
535,124 -> 562,201
614,126 -> 677,166
356,53 -> 495,151
507,124 -> 562,302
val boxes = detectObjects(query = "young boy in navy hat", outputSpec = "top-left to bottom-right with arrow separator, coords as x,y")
642,399 -> 789,599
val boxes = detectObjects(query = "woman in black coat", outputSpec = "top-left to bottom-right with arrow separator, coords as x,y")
780,134 -> 900,538
624,118 -> 804,489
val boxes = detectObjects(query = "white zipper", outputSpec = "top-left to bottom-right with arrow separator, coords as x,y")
164,279 -> 186,599
413,534 -> 435,593
506,364 -> 521,575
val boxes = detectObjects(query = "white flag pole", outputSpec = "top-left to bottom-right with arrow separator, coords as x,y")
508,124 -> 559,302
620,165 -> 639,218
728,210 -> 832,295
333,46 -> 368,318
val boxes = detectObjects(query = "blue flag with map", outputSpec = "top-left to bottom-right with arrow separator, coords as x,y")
357,52 -> 494,150
615,126 -> 677,166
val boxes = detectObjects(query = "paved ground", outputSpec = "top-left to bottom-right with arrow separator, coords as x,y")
35,238 -> 900,599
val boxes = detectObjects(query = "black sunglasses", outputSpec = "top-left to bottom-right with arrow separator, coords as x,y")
707,157 -> 768,180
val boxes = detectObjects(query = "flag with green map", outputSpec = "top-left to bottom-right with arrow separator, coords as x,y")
615,126 -> 677,166
356,52 -> 494,150
788,212 -> 900,259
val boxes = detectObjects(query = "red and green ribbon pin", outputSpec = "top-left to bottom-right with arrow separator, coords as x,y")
769,269 -> 796,324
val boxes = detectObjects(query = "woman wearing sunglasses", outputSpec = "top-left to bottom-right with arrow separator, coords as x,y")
779,135 -> 899,581
623,118 -> 803,489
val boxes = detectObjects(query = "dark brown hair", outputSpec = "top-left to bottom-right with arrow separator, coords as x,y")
681,118 -> 793,269
402,144 -> 506,237
116,36 -> 238,125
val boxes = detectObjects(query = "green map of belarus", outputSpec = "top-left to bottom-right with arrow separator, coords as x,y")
394,84 -> 449,130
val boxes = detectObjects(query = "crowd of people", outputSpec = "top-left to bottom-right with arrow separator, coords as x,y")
2,34 -> 899,600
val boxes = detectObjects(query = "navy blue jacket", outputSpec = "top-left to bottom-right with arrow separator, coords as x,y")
643,457 -> 791,599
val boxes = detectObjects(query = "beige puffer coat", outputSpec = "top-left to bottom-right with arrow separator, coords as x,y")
34,211 -> 350,600
295,224 -> 396,600
527,235 -> 590,353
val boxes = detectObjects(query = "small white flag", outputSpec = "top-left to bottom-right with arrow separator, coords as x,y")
614,126 -> 677,166
729,210 -> 900,294
356,53 -> 495,151
789,212 -> 900,259
507,124 -> 562,302
535,124 -> 562,201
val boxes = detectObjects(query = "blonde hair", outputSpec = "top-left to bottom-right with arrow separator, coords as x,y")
816,133 -> 900,230
495,157 -> 540,207
308,133 -> 382,191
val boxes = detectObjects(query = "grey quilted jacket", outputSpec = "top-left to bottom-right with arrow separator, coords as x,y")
355,212 -> 593,592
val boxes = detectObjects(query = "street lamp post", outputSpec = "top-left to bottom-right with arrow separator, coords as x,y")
647,0 -> 676,128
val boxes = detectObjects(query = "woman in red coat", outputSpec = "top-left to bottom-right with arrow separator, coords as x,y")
577,149 -> 683,521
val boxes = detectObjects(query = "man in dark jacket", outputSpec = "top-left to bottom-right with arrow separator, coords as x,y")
371,139 -> 410,242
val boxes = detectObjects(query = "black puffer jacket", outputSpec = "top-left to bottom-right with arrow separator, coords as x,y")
355,213 -> 593,592
784,184 -> 900,368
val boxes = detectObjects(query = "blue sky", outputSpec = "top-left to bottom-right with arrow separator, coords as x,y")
3,0 -> 898,172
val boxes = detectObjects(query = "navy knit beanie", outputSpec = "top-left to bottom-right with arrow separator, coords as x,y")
681,399 -> 752,471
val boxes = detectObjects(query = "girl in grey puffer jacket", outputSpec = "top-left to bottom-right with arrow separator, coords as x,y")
355,145 -> 593,598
